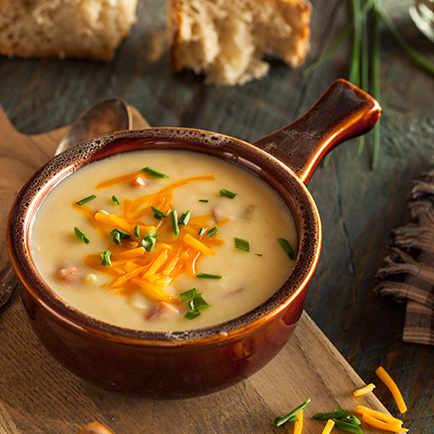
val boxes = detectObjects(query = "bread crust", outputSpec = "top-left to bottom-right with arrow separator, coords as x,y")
167,0 -> 183,72
168,0 -> 312,83
0,0 -> 133,61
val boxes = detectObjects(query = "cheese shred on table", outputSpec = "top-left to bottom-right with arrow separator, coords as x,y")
353,383 -> 376,396
375,366 -> 408,413
294,410 -> 303,434
321,419 -> 335,434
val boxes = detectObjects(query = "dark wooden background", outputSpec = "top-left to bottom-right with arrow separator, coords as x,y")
0,0 -> 433,431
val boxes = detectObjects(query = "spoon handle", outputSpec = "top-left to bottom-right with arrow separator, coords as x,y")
252,79 -> 381,185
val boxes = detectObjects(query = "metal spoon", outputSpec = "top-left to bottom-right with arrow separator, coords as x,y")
0,97 -> 132,310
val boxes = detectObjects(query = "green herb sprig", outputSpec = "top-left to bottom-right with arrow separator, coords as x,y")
110,228 -> 131,245
179,210 -> 191,226
313,410 -> 350,421
219,189 -> 237,199
112,195 -> 120,205
331,418 -> 364,433
151,206 -> 167,220
207,226 -> 218,237
171,210 -> 179,237
101,250 -> 112,266
196,273 -> 222,279
234,237 -> 250,252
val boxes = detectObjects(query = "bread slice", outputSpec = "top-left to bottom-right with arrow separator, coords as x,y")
0,0 -> 138,61
168,0 -> 312,86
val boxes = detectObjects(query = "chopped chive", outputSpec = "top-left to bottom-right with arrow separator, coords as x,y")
219,188 -> 237,199
192,293 -> 210,310
142,236 -> 156,252
196,273 -> 222,279
180,288 -> 197,302
101,250 -> 112,267
141,167 -> 169,179
74,227 -> 90,244
255,253 -> 263,257
331,419 -> 363,434
199,199 -> 209,203
207,226 -> 218,237
113,231 -> 121,245
112,195 -> 120,205
134,225 -> 140,238
345,415 -> 361,426
277,238 -> 297,261
76,195 -> 96,205
151,206 -> 167,219
184,309 -> 201,320
198,227 -> 205,236
188,299 -> 195,310
234,237 -> 249,252
146,231 -> 159,239
272,399 -> 311,427
110,229 -> 131,239
313,410 -> 350,421
179,210 -> 191,226
171,210 -> 179,237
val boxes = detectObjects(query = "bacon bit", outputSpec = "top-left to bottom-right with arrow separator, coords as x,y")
212,206 -> 224,222
353,383 -> 376,396
57,267 -> 79,284
78,421 -> 114,434
228,287 -> 244,296
131,177 -> 146,187
146,302 -> 179,320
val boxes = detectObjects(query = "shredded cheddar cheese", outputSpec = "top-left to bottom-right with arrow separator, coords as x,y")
321,419 -> 335,434
76,174 -> 226,305
353,383 -> 376,396
294,410 -> 303,434
354,405 -> 403,426
375,366 -> 407,413
362,414 -> 408,432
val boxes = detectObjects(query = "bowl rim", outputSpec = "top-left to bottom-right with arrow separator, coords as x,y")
7,127 -> 322,346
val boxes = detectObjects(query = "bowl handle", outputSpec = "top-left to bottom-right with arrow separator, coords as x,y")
252,79 -> 381,185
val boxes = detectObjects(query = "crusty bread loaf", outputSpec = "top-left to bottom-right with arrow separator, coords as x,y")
0,0 -> 138,60
168,0 -> 312,86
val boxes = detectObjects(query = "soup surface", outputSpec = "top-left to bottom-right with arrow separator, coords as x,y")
30,149 -> 297,331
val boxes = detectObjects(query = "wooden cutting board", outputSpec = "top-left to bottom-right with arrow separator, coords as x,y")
0,104 -> 390,434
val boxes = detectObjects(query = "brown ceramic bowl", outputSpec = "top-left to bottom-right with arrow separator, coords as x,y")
7,80 -> 380,399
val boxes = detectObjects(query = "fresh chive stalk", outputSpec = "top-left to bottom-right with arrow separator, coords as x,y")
141,167 -> 169,178
110,228 -> 130,245
101,250 -> 112,266
171,210 -> 179,237
272,399 -> 311,427
76,195 -> 96,205
180,288 -> 210,319
331,418 -> 364,433
277,238 -> 297,260
207,226 -> 218,237
198,228 -> 205,236
112,195 -> 120,205
199,199 -> 209,203
303,0 -> 377,76
151,206 -> 167,219
179,210 -> 191,226
196,273 -> 222,279
219,189 -> 238,199
255,253 -> 263,257
349,0 -> 362,85
372,1 -> 382,170
313,410 -> 350,421
234,237 -> 250,252
74,227 -> 90,244
376,6 -> 434,76
184,310 -> 201,320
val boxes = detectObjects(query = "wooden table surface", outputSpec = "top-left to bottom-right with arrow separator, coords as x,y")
0,0 -> 433,432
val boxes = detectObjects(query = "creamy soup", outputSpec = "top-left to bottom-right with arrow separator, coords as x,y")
30,150 -> 297,331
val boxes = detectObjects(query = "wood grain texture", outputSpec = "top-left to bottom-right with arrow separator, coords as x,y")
0,0 -> 433,431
